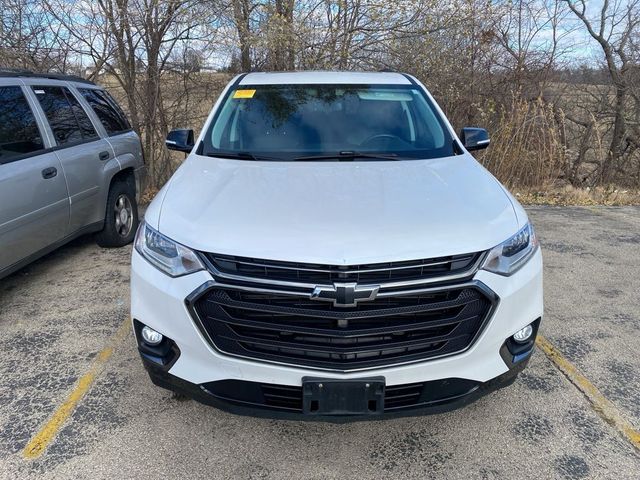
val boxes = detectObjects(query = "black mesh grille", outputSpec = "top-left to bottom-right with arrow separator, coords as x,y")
261,384 -> 303,411
204,253 -> 482,284
191,285 -> 493,370
384,383 -> 425,410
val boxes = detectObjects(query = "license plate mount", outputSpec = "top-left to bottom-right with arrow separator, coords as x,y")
302,377 -> 385,415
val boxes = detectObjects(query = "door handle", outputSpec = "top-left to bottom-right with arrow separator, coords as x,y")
42,167 -> 57,179
99,151 -> 110,161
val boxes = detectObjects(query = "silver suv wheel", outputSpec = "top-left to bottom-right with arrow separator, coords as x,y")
114,194 -> 134,237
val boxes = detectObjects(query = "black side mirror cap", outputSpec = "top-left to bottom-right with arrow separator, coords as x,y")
166,129 -> 195,153
460,127 -> 490,151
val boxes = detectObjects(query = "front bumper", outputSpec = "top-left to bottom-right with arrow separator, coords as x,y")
131,247 -> 543,417
140,349 -> 530,421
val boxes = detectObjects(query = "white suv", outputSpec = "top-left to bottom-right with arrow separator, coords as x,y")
131,71 -> 543,418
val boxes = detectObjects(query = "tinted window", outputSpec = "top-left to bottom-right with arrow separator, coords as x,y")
79,88 -> 131,135
32,86 -> 98,146
205,84 -> 453,160
0,86 -> 45,164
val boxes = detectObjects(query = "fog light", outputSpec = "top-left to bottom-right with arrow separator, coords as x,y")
141,325 -> 163,346
513,324 -> 534,343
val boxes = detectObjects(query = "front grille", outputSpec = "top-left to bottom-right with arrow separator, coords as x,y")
204,253 -> 483,285
202,379 -> 482,413
190,283 -> 494,371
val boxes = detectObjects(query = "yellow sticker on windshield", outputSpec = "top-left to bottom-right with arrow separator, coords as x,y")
233,89 -> 256,99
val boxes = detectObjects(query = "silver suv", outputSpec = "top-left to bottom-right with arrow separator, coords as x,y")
0,71 -> 145,279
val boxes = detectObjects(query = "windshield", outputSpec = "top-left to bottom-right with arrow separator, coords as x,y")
202,84 -> 455,160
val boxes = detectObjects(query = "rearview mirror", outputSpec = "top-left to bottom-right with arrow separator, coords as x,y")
166,129 -> 195,153
460,127 -> 490,151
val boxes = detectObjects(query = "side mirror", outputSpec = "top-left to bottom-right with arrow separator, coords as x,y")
460,127 -> 490,151
166,129 -> 195,153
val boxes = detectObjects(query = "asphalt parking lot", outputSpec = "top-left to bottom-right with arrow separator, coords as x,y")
0,206 -> 639,479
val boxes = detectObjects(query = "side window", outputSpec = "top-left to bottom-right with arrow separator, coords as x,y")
0,86 -> 45,164
32,86 -> 98,146
79,88 -> 131,135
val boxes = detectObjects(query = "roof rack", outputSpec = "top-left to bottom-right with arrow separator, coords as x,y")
0,68 -> 95,85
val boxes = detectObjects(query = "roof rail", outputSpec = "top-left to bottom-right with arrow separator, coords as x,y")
0,69 -> 95,85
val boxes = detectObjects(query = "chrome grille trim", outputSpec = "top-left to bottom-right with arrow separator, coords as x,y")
207,254 -> 476,275
197,251 -> 487,291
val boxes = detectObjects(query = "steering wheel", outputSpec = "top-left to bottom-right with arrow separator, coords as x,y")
360,133 -> 406,148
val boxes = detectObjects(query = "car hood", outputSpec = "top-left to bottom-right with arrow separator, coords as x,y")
156,154 -> 520,264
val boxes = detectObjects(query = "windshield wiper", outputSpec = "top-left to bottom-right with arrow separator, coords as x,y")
293,151 -> 401,161
205,151 -> 282,161
206,150 -> 403,162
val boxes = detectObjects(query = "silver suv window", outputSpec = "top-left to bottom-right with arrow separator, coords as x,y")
32,86 -> 98,146
79,88 -> 131,136
0,86 -> 45,164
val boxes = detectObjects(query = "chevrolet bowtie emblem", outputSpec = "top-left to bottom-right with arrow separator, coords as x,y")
310,282 -> 379,308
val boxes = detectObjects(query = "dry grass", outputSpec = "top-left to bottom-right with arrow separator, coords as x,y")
514,186 -> 640,206
140,188 -> 160,205
476,97 -> 565,188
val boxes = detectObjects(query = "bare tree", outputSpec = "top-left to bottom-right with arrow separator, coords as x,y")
563,0 -> 640,183
0,0 -> 71,71
492,0 -> 572,98
231,0 -> 256,71
271,0 -> 295,70
43,0 -> 223,187
4,0 -> 639,190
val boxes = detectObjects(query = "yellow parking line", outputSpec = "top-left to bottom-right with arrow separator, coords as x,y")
22,317 -> 131,460
536,335 -> 640,450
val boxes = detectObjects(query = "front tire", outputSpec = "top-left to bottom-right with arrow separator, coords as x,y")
96,179 -> 139,248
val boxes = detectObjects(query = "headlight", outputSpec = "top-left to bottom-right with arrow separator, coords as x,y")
481,222 -> 539,276
134,221 -> 204,277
